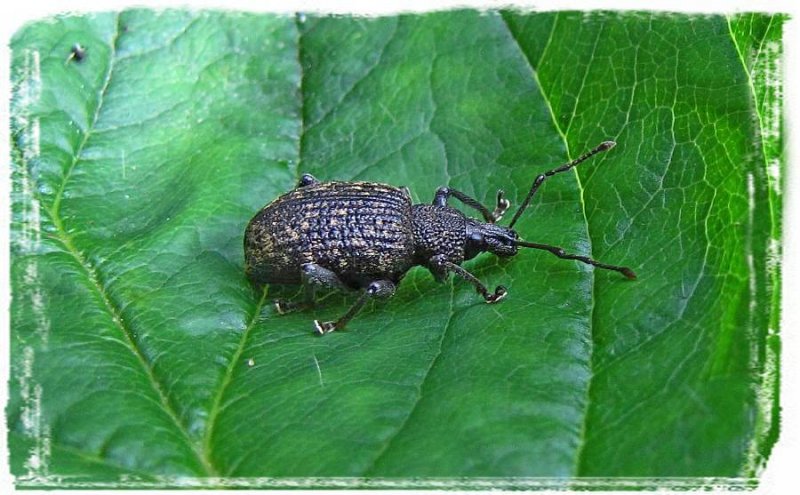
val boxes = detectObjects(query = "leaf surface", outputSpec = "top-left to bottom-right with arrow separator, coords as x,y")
8,9 -> 784,488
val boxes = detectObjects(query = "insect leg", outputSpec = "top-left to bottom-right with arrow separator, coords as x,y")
296,173 -> 320,188
314,280 -> 396,335
273,283 -> 315,315
273,263 -> 348,314
432,187 -> 510,223
300,263 -> 350,291
428,255 -> 507,303
517,240 -> 637,279
508,141 -> 616,228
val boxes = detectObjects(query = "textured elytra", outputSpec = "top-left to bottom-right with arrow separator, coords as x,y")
245,181 -> 416,288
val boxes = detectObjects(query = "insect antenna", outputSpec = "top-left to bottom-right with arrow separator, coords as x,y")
507,141 -> 617,229
514,239 -> 637,279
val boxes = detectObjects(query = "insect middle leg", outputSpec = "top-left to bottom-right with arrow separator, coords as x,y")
314,280 -> 396,335
428,255 -> 507,303
432,187 -> 510,223
273,284 -> 315,315
273,263 -> 350,314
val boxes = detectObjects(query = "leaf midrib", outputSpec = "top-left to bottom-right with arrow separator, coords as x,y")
361,281 -> 457,475
499,13 -> 598,477
292,16 -> 459,472
202,287 -> 268,475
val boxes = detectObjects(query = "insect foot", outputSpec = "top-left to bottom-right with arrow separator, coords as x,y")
311,280 -> 397,336
274,299 -> 310,315
485,285 -> 508,304
492,190 -> 511,222
274,300 -> 288,315
313,320 -> 337,336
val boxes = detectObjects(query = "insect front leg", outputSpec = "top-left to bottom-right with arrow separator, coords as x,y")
428,255 -> 507,303
273,284 -> 315,315
432,187 -> 510,223
507,141 -> 616,228
314,280 -> 396,335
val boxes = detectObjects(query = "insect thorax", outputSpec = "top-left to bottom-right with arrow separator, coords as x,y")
410,204 -> 466,265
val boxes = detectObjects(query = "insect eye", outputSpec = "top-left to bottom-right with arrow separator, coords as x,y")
469,232 -> 484,244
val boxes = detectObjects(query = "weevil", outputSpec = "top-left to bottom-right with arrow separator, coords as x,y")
244,141 -> 636,335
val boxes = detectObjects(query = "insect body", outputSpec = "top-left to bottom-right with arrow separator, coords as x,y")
67,43 -> 86,63
244,141 -> 636,335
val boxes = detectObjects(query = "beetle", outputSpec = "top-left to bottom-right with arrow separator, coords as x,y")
244,141 -> 636,335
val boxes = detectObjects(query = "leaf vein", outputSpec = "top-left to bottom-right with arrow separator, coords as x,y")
361,281 -> 456,475
9,430 -> 159,482
51,17 -> 120,220
725,15 -> 779,203
37,13 -> 217,477
500,14 -> 598,477
202,287 -> 269,474
303,18 -> 399,133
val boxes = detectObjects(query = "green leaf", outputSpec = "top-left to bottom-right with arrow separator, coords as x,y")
8,9 -> 785,489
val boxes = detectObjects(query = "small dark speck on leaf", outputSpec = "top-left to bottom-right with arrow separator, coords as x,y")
68,43 -> 86,63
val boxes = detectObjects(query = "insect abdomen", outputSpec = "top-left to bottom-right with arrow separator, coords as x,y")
244,182 -> 415,288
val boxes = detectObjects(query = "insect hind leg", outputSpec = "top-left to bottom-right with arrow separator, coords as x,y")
314,280 -> 396,335
301,263 -> 350,291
